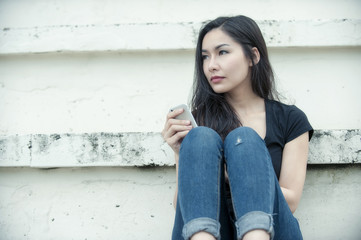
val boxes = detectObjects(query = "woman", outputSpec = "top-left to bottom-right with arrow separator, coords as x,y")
162,15 -> 313,240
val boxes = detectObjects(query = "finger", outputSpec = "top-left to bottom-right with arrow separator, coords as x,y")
175,129 -> 190,139
168,118 -> 191,127
163,118 -> 191,136
166,130 -> 190,148
163,124 -> 192,141
164,110 -> 180,132
167,108 -> 184,120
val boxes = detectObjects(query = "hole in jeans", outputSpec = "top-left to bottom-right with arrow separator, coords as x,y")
235,137 -> 242,145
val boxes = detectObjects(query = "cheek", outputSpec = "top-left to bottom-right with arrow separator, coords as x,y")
203,64 -> 210,79
228,59 -> 249,77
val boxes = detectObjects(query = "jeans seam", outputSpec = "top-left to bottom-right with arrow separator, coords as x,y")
216,153 -> 222,224
224,141 -> 239,221
226,170 -> 239,221
263,145 -> 274,213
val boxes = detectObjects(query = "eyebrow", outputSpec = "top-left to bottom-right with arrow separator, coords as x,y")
202,43 -> 230,53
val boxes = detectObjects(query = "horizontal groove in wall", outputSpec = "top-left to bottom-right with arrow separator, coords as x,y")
1,19 -> 360,55
0,129 -> 360,167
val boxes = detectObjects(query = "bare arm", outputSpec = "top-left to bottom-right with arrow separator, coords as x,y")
279,132 -> 310,213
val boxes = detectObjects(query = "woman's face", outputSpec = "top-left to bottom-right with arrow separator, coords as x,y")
201,28 -> 252,95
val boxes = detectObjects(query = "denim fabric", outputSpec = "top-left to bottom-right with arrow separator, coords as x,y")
172,126 -> 303,240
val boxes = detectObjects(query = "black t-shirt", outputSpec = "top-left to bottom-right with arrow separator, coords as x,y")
264,99 -> 314,179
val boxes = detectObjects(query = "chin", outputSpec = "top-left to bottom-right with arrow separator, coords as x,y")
211,86 -> 228,94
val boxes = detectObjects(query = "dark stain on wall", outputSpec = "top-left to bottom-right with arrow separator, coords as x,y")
1,130 -> 360,167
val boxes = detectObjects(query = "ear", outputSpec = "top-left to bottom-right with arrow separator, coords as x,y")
249,47 -> 260,66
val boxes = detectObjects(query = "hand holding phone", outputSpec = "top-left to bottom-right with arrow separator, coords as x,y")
169,104 -> 198,128
162,104 -> 197,154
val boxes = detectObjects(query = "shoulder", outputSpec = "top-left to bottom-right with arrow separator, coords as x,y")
266,99 -> 299,113
266,99 -> 313,142
266,99 -> 306,121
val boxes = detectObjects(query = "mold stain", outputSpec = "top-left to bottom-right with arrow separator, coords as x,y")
51,134 -> 61,141
37,135 -> 50,153
4,130 -> 357,167
312,130 -> 334,139
88,134 -> 99,152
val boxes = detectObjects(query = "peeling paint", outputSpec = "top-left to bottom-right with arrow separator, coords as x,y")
0,130 -> 360,167
309,129 -> 361,164
51,134 -> 61,141
1,19 -> 360,55
28,132 -> 170,167
0,135 -> 32,166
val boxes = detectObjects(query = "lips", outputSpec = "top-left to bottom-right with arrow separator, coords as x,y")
211,76 -> 225,83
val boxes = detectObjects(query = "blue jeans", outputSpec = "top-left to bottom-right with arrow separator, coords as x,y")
172,127 -> 303,240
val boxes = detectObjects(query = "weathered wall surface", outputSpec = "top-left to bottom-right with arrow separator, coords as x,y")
0,167 -> 176,240
0,166 -> 360,240
0,0 -> 360,239
0,130 -> 360,167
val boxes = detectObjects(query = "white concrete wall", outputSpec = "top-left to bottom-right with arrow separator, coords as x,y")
0,166 -> 360,240
1,48 -> 361,135
0,0 -> 361,239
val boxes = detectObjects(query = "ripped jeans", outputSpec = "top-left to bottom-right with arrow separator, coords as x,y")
172,127 -> 303,240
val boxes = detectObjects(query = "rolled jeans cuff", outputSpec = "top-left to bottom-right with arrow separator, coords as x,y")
182,217 -> 221,240
235,211 -> 275,240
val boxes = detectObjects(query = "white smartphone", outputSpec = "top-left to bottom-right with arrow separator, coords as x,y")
170,104 -> 198,128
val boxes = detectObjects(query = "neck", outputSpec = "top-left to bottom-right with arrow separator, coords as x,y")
225,84 -> 264,116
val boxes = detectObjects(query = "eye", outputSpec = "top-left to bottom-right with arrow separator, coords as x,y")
202,55 -> 209,60
219,50 -> 228,55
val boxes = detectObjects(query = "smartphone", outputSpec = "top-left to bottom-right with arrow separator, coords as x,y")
170,104 -> 198,128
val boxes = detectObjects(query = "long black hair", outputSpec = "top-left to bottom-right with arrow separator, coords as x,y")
191,15 -> 278,139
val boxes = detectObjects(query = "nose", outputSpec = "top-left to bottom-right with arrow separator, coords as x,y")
207,56 -> 219,72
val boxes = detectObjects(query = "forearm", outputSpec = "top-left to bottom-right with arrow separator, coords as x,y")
280,186 -> 300,213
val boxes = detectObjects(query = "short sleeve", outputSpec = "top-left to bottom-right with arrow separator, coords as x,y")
285,106 -> 314,143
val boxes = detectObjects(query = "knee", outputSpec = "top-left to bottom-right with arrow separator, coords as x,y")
180,127 -> 223,165
224,127 -> 261,146
181,127 -> 222,154
183,126 -> 222,145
